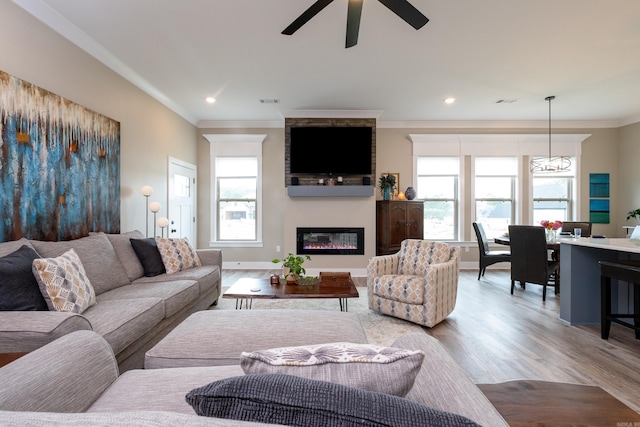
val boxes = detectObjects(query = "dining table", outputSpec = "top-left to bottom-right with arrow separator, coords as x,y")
494,234 -> 562,251
494,233 -> 563,265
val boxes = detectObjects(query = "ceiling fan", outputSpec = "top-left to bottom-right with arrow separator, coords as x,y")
282,0 -> 429,48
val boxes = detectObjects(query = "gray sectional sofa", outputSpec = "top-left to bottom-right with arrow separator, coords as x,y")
0,327 -> 508,426
0,231 -> 221,371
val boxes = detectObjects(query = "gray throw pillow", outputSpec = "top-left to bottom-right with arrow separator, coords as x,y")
240,342 -> 424,396
0,245 -> 48,311
186,374 -> 480,427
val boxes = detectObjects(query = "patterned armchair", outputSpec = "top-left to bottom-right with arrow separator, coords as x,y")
367,240 -> 460,328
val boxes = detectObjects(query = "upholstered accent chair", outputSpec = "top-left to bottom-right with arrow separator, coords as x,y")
367,239 -> 461,328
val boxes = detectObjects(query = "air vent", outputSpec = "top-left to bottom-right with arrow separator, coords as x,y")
494,99 -> 518,104
260,99 -> 280,104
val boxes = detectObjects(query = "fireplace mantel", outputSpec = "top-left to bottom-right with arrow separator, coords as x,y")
287,185 -> 374,197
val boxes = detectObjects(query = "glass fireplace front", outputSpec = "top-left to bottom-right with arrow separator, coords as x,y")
296,227 -> 364,255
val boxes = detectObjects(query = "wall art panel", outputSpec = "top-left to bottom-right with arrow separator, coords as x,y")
0,70 -> 120,242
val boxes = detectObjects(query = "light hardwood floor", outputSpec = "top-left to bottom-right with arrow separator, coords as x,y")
222,269 -> 640,413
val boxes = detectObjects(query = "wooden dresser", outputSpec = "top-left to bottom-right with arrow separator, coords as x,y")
376,200 -> 424,255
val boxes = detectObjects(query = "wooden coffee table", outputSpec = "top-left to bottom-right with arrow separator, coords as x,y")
223,272 -> 359,311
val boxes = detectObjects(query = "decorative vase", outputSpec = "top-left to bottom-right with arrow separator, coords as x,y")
405,187 -> 416,200
546,229 -> 556,242
383,187 -> 391,201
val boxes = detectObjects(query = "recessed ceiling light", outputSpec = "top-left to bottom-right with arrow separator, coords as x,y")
444,97 -> 456,104
205,97 -> 216,104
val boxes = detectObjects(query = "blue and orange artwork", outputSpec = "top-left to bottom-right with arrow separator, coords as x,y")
0,70 -> 120,242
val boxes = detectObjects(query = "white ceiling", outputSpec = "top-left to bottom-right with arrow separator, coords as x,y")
14,0 -> 640,127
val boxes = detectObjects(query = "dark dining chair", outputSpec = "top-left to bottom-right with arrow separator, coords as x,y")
508,225 -> 560,302
472,222 -> 511,280
561,221 -> 592,237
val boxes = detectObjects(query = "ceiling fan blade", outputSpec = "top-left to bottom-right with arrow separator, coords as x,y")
345,0 -> 364,48
282,0 -> 335,35
377,0 -> 429,30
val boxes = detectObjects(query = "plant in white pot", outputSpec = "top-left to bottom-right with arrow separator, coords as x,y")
272,253 -> 311,284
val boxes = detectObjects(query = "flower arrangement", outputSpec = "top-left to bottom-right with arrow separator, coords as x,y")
540,220 -> 563,230
378,174 -> 396,194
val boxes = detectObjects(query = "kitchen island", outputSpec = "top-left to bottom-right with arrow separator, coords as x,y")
560,238 -> 640,325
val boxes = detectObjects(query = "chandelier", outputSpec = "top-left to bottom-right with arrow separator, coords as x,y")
530,96 -> 572,173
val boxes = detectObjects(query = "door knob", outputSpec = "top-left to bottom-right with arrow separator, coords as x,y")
171,229 -> 177,233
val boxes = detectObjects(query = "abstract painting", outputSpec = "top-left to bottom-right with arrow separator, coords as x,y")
0,70 -> 120,242
589,173 -> 610,224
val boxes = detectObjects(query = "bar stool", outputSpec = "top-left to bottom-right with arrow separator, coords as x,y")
599,260 -> 640,340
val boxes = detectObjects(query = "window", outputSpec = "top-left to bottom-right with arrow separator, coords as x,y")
204,134 -> 266,247
532,161 -> 575,224
417,157 -> 459,240
474,157 -> 517,240
216,157 -> 257,241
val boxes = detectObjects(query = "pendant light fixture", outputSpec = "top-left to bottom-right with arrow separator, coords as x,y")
530,96 -> 571,173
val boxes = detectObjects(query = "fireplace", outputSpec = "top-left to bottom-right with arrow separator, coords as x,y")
297,227 -> 364,255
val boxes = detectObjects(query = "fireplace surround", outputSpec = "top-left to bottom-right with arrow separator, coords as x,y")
297,227 -> 365,255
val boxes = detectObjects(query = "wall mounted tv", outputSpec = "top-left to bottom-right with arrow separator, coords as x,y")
289,126 -> 373,175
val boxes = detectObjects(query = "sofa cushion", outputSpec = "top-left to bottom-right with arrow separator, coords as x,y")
130,238 -> 166,277
240,342 -> 424,397
145,310 -> 368,369
133,265 -> 220,298
101,230 -> 146,281
98,280 -> 199,318
0,245 -> 48,311
83,298 -> 164,355
89,365 -> 244,414
186,374 -> 481,427
0,237 -> 35,257
31,234 -> 131,295
155,237 -> 201,274
373,275 -> 425,304
0,411 -> 275,426
32,248 -> 97,314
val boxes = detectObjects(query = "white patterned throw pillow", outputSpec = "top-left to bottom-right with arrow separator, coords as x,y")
155,237 -> 201,274
32,248 -> 96,313
241,342 -> 425,397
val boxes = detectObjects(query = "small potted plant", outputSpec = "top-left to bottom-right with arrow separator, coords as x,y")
272,253 -> 311,284
626,208 -> 640,223
378,174 -> 396,201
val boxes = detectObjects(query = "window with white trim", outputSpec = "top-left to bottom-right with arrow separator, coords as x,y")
204,134 -> 266,247
216,157 -> 257,241
474,157 -> 517,240
532,160 -> 575,225
417,157 -> 459,240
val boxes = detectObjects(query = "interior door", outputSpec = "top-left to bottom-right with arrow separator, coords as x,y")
168,157 -> 196,243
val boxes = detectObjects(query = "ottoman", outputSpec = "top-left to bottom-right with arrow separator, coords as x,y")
144,309 -> 368,369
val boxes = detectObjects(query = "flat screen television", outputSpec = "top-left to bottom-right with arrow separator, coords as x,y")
289,126 -> 373,175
